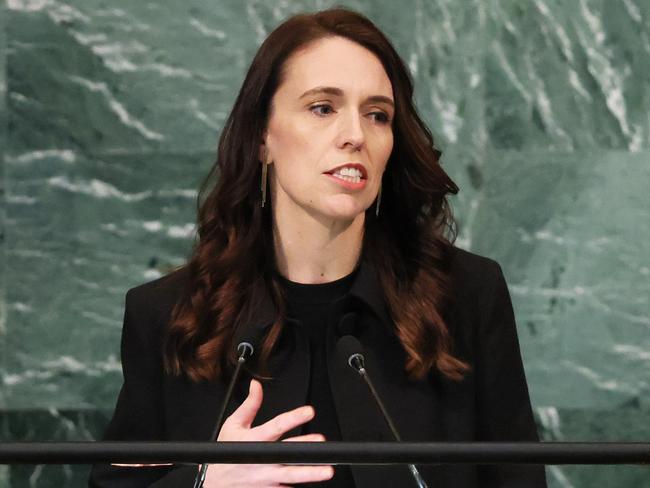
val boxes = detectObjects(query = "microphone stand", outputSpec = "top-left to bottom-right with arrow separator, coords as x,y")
192,341 -> 254,488
347,351 -> 430,488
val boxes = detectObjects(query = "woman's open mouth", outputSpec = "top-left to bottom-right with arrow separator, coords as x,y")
324,172 -> 367,190
323,163 -> 368,190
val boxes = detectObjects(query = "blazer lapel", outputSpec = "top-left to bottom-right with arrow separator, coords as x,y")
165,279 -> 311,441
238,280 -> 311,438
327,258 -> 444,487
164,375 -> 231,440
253,317 -> 311,439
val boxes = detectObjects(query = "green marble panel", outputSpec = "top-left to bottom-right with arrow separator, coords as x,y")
467,149 -> 650,410
1,0 -> 7,362
3,150 -> 209,408
482,0 -> 649,151
0,409 -> 108,487
2,0 -> 649,487
1,0 -> 9,419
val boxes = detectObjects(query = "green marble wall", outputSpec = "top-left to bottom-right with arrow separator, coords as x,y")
1,0 -> 649,486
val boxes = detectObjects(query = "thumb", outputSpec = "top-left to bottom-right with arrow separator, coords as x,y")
226,379 -> 263,429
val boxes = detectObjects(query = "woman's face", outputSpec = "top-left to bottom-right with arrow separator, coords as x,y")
261,36 -> 394,224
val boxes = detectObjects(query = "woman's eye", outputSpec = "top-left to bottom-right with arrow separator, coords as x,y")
310,104 -> 334,116
310,105 -> 391,125
371,112 -> 391,124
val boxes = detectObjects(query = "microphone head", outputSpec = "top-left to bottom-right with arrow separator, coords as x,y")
348,352 -> 365,372
232,323 -> 265,361
236,341 -> 254,358
337,334 -> 365,372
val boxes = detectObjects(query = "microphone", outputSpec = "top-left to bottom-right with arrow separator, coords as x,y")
192,338 -> 256,488
338,334 -> 430,488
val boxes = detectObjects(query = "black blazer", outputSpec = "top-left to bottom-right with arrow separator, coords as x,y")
89,247 -> 547,487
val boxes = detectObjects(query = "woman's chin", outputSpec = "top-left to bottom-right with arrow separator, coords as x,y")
320,195 -> 369,216
320,205 -> 366,222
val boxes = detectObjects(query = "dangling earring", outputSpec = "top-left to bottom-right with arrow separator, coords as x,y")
375,182 -> 382,217
260,159 -> 268,208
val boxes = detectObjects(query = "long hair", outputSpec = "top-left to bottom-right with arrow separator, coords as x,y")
164,7 -> 470,383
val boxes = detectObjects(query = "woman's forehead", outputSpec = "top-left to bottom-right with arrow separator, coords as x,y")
279,36 -> 393,100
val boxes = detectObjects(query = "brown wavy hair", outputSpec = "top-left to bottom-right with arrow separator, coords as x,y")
164,7 -> 470,383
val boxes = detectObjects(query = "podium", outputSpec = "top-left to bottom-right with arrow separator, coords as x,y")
2,440 -> 649,464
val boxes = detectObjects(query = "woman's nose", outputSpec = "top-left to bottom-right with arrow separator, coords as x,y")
338,111 -> 365,150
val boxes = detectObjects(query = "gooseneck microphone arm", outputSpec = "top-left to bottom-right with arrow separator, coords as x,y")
211,342 -> 254,441
348,353 -> 402,441
347,347 -> 430,488
193,341 -> 254,488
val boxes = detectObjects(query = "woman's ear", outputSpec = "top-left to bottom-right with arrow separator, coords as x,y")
259,131 -> 269,162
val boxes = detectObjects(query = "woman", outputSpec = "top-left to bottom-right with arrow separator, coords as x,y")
89,7 -> 547,488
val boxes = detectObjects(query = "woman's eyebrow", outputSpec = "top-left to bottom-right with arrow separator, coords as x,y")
298,86 -> 394,108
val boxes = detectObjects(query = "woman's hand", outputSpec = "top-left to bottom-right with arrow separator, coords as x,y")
203,379 -> 334,487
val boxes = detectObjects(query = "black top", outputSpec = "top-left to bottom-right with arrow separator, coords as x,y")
278,267 -> 359,488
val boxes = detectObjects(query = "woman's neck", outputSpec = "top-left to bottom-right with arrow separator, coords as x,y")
272,207 -> 364,285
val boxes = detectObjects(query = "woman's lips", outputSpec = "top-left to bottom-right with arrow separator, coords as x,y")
325,163 -> 368,179
324,173 -> 367,190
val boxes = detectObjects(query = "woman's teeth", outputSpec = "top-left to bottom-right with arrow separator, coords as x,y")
332,174 -> 362,183
331,167 -> 363,183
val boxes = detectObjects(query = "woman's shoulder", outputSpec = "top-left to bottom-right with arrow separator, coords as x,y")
448,245 -> 503,278
447,245 -> 506,298
444,247 -> 513,347
125,265 -> 191,319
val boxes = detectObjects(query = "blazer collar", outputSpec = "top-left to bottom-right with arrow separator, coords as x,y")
247,254 -> 392,339
348,254 -> 392,328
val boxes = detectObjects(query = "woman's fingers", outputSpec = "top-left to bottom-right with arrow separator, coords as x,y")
209,388 -> 332,485
282,433 -> 326,442
222,379 -> 263,430
252,405 -> 315,441
205,463 -> 333,487
270,465 -> 335,485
